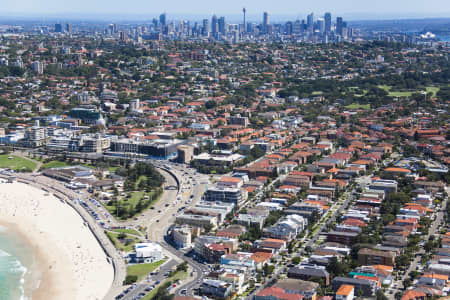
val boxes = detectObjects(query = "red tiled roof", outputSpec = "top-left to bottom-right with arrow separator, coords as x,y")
336,285 -> 354,296
385,167 -> 411,173
257,287 -> 303,300
401,290 -> 426,300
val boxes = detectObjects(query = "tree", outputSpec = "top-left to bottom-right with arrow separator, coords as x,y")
203,223 -> 213,233
292,256 -> 301,265
124,275 -> 138,285
264,210 -> 284,227
176,262 -> 188,272
240,225 -> 262,242
403,278 -> 412,288
326,257 -> 349,277
376,290 -> 388,300
263,264 -> 275,275
152,281 -> 175,300
205,100 -> 217,109
395,254 -> 410,267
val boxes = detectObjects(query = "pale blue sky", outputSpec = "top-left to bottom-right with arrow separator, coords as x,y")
2,0 -> 450,19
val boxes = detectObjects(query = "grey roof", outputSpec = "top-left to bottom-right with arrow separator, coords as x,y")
274,278 -> 319,292
288,267 -> 329,278
332,276 -> 374,286
327,231 -> 358,237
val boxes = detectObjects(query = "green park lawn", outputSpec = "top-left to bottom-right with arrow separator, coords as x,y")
425,86 -> 440,97
105,231 -> 141,252
377,85 -> 391,92
0,154 -> 37,172
345,103 -> 370,109
105,189 -> 161,219
110,228 -> 142,236
40,160 -> 71,169
377,85 -> 412,97
378,85 -> 441,98
170,270 -> 188,282
126,259 -> 167,281
108,166 -> 119,172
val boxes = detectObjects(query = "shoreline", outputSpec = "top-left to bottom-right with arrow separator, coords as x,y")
0,219 -> 74,300
0,181 -> 114,300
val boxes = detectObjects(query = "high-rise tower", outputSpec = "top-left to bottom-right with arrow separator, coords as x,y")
324,12 -> 332,33
263,12 -> 269,33
218,17 -> 226,35
336,17 -> 343,35
159,13 -> 167,26
307,13 -> 314,31
211,15 -> 218,34
243,7 -> 246,32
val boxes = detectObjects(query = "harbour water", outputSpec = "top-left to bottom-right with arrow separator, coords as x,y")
0,224 -> 40,300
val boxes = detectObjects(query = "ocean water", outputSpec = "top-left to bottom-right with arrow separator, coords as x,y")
438,35 -> 450,42
0,225 -> 39,300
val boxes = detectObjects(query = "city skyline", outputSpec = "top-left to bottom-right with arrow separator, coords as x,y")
1,0 -> 450,20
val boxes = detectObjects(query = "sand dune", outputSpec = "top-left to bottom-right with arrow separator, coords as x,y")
0,181 -> 114,300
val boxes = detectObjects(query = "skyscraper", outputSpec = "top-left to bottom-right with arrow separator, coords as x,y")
218,17 -> 226,35
108,24 -> 114,35
285,21 -> 293,35
263,12 -> 269,33
317,18 -> 325,34
202,19 -> 210,36
324,12 -> 332,33
292,20 -> 302,34
242,8 -> 246,33
306,13 -> 314,31
65,23 -> 72,34
119,31 -> 127,42
336,17 -> 343,36
31,61 -> 44,74
159,13 -> 166,26
211,15 -> 218,34
54,23 -> 63,33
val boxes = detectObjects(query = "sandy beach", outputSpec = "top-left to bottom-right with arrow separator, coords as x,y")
0,181 -> 114,300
